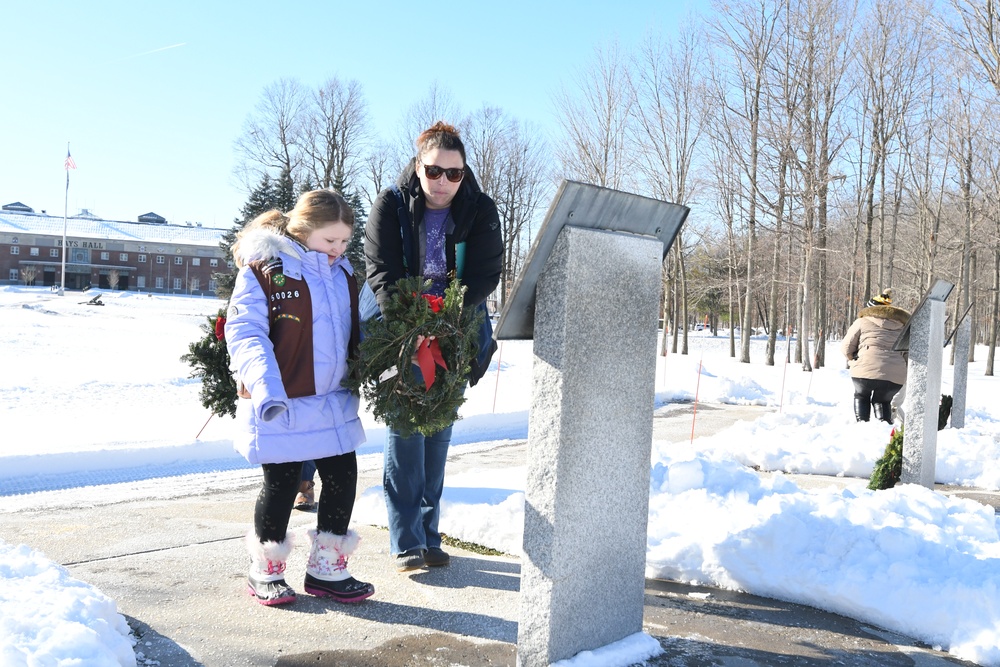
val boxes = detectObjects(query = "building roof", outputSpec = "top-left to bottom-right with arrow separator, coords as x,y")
0,210 -> 230,249
137,212 -> 167,224
2,202 -> 34,212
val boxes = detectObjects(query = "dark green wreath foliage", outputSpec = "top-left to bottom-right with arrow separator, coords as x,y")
868,426 -> 903,491
345,276 -> 482,437
181,308 -> 237,418
868,394 -> 954,491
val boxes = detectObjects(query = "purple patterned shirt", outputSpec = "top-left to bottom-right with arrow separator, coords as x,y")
422,207 -> 449,296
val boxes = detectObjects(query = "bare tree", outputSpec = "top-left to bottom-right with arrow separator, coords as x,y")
399,82 -> 464,157
301,77 -> 370,190
899,69 -> 954,291
854,0 -> 931,307
632,23 -> 709,355
233,78 -> 308,191
362,140 -> 406,206
946,0 -> 1000,370
553,41 -> 637,190
107,269 -> 120,291
465,107 -> 552,307
709,0 -> 781,363
982,127 -> 1000,374
20,265 -> 37,286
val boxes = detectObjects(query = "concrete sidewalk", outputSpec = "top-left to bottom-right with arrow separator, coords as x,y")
4,404 -> 986,666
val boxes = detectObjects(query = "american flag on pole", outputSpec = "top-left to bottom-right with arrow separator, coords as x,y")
64,148 -> 77,170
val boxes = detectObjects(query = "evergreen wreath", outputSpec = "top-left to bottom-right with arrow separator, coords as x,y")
181,308 -> 237,418
345,276 -> 482,437
867,394 -> 953,491
868,426 -> 903,491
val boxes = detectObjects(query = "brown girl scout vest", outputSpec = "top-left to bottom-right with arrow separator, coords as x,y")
237,258 -> 359,400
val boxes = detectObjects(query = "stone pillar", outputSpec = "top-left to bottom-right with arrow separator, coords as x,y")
901,299 -> 946,488
951,315 -> 971,429
517,227 -> 662,667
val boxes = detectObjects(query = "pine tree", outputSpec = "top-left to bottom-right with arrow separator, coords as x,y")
344,189 -> 368,277
298,176 -> 316,196
274,167 -> 296,214
213,174 -> 283,300
329,173 -> 368,279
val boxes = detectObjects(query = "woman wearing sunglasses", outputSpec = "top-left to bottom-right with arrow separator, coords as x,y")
365,121 -> 503,572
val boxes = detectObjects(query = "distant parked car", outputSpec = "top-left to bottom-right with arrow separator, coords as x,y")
694,323 -> 707,331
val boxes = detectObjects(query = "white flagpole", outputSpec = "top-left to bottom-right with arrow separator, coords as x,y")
60,142 -> 70,296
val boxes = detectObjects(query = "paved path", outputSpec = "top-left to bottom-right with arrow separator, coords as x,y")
2,404 -> 981,666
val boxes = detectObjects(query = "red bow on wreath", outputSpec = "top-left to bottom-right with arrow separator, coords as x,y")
416,294 -> 448,390
214,316 -> 226,341
422,294 -> 444,313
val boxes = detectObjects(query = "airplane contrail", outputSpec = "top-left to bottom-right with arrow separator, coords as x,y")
119,42 -> 187,61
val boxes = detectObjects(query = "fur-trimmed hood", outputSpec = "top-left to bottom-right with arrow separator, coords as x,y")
858,304 -> 909,325
234,227 -> 303,267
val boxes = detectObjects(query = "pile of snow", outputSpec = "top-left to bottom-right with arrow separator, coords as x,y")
0,540 -> 135,667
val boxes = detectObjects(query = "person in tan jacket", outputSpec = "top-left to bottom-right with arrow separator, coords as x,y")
841,289 -> 910,423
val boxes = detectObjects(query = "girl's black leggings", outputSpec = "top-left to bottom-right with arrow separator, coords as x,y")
254,452 -> 357,543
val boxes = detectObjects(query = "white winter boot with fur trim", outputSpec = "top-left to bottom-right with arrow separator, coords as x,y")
303,529 -> 374,603
246,531 -> 296,606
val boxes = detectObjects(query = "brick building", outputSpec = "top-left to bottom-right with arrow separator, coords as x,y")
0,202 -> 231,295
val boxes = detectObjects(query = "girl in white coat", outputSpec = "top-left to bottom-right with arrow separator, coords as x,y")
226,189 -> 373,606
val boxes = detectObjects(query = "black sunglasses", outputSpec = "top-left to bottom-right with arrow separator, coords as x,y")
421,163 -> 465,183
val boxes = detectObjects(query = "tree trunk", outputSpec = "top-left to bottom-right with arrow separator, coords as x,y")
679,233 -> 689,355
766,153 -> 788,366
987,248 -> 999,376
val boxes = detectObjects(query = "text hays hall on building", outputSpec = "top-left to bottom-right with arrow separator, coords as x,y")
0,201 -> 229,294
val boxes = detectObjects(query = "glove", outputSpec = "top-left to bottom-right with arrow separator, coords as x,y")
260,400 -> 287,422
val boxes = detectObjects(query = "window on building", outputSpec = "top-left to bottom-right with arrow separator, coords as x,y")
155,277 -> 164,289
208,279 -> 218,292
10,247 -> 19,255
138,254 -> 146,263
190,278 -> 200,291
210,258 -> 218,267
100,251 -> 109,260
191,257 -> 201,266
8,269 -> 18,281
173,277 -> 182,290
156,256 -> 164,264
137,276 -> 146,289
29,247 -> 39,257
50,248 -> 59,257
119,253 -> 128,262
174,256 -> 183,265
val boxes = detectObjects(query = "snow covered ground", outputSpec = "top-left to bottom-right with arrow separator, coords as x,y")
3,286 -> 1000,666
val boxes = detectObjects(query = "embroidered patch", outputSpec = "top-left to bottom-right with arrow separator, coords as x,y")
272,273 -> 286,287
274,313 -> 301,323
227,305 -> 239,317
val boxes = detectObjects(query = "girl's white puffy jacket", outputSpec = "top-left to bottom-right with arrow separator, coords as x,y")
225,229 -> 365,465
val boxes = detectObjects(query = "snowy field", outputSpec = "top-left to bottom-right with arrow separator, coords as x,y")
3,285 -> 1000,666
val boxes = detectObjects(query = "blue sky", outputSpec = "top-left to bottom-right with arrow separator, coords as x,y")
1,1 -> 705,228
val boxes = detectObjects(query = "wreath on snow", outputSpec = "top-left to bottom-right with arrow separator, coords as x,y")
344,276 -> 482,437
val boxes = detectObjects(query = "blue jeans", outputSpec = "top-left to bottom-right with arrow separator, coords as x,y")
383,422 -> 454,555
